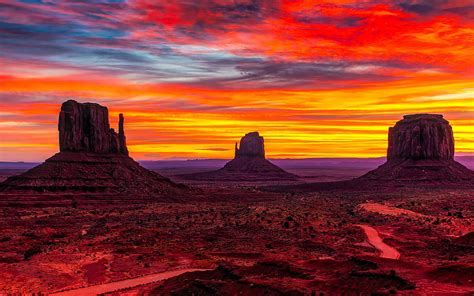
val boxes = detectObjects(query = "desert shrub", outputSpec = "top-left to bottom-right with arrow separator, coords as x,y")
24,246 -> 41,260
0,236 -> 11,242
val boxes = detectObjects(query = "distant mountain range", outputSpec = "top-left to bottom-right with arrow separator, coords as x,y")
2,156 -> 472,170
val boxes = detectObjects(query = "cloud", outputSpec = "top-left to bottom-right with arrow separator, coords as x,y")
0,0 -> 473,160
197,148 -> 230,151
1,0 -> 472,84
393,0 -> 474,18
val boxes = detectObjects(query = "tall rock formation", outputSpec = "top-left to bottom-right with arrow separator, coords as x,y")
265,114 -> 474,194
58,100 -> 128,155
387,114 -> 454,161
180,132 -> 298,182
118,113 -> 128,155
0,100 -> 183,198
235,132 -> 265,159
360,114 -> 473,183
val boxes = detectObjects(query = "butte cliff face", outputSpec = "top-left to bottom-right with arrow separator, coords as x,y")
387,114 -> 454,161
181,132 -> 298,182
361,114 -> 473,183
235,132 -> 265,159
59,100 -> 128,155
0,100 -> 182,197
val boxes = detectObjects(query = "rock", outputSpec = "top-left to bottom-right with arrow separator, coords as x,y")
387,114 -> 454,160
259,113 -> 474,193
179,132 -> 298,181
58,100 -> 127,154
359,114 -> 474,184
0,100 -> 184,198
235,132 -> 265,159
118,113 -> 128,155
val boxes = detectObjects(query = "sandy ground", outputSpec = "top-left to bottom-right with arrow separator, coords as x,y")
359,202 -> 427,219
0,165 -> 472,295
356,224 -> 401,260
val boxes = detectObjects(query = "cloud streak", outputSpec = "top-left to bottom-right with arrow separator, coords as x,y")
0,0 -> 473,161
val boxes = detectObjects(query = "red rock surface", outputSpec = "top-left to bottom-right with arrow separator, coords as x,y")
118,113 -> 128,155
0,179 -> 472,295
0,152 -> 183,196
59,100 -> 128,155
387,114 -> 454,161
235,132 -> 265,159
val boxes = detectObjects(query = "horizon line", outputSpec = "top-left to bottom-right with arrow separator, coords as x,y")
2,153 -> 474,163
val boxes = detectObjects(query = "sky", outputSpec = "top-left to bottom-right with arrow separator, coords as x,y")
0,0 -> 473,161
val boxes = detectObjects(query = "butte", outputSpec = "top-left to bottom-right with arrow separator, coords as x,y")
180,132 -> 299,182
0,100 -> 184,198
265,114 -> 474,192
359,114 -> 474,184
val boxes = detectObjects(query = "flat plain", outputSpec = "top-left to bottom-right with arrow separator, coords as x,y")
0,161 -> 472,295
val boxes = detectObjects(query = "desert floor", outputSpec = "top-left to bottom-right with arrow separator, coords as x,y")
0,166 -> 472,295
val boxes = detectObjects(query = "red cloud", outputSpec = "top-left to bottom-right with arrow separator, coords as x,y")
127,1 -> 473,71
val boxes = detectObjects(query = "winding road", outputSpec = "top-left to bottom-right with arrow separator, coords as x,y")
356,224 -> 400,260
50,268 -> 210,296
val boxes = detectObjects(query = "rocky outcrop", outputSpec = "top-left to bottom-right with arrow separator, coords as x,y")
118,113 -> 128,155
360,114 -> 474,184
179,132 -> 299,182
264,114 -> 474,194
387,114 -> 454,161
235,132 -> 265,159
0,100 -> 183,197
59,100 -> 128,155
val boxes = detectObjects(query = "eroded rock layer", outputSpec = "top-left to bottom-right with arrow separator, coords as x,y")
59,100 -> 128,155
235,132 -> 265,159
387,114 -> 454,161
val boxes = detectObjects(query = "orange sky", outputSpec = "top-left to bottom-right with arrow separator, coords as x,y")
0,0 -> 473,161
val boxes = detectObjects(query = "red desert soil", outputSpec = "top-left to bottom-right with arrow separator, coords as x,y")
359,202 -> 428,219
50,268 -> 210,296
0,187 -> 472,295
356,224 -> 401,260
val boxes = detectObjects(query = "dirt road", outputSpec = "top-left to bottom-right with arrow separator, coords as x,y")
356,224 -> 400,260
51,268 -> 210,296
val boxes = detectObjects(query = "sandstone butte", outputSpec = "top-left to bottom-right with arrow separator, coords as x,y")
180,132 -> 299,182
0,100 -> 184,198
360,114 -> 474,183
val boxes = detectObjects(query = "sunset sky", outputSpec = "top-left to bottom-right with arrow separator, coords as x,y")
0,0 -> 473,161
